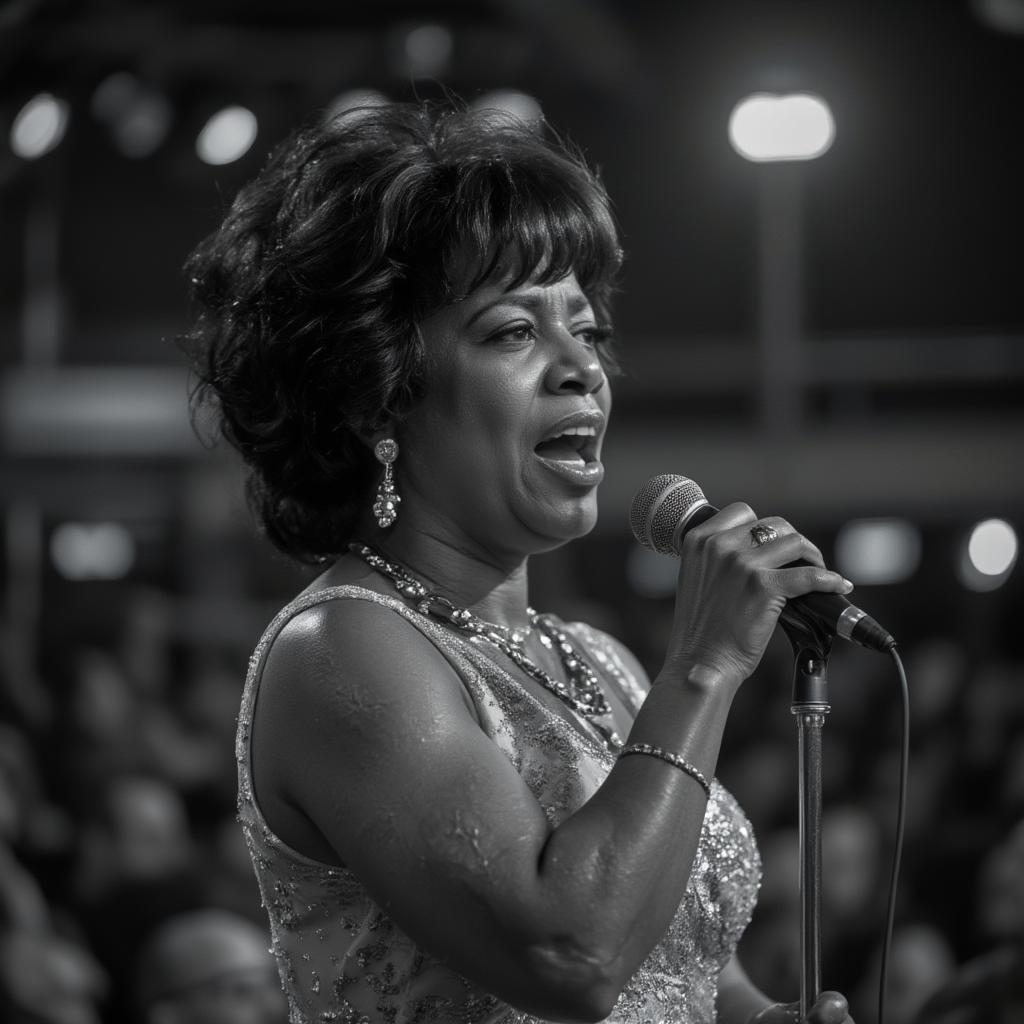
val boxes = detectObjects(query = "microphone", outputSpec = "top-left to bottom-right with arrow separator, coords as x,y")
630,474 -> 896,653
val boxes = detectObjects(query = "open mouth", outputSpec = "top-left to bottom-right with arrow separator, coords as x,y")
533,425 -> 599,466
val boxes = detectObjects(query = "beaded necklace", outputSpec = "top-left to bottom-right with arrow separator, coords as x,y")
350,542 -> 623,751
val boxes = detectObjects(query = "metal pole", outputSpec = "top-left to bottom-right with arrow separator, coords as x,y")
790,646 -> 830,1017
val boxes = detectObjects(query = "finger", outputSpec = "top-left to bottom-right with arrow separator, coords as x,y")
688,501 -> 758,539
760,565 -> 853,599
738,515 -> 828,569
758,516 -> 826,568
747,531 -> 828,571
805,990 -> 850,1023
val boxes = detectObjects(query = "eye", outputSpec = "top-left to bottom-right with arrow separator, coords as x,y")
488,321 -> 537,344
573,325 -> 614,347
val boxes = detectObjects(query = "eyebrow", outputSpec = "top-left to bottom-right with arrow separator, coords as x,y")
464,290 -> 592,328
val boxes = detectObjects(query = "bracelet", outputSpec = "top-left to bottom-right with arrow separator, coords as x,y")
617,743 -> 712,799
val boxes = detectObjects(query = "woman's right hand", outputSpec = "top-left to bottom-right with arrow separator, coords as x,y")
662,502 -> 852,687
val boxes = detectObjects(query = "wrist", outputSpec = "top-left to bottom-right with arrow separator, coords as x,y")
656,659 -> 742,698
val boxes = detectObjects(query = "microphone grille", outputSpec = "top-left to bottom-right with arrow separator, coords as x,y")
629,474 -> 707,554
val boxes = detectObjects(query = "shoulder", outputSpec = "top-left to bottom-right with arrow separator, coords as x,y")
251,590 -> 484,846
253,589 -> 481,770
261,590 -> 478,722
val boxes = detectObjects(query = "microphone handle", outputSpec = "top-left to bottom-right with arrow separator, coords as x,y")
671,503 -> 895,652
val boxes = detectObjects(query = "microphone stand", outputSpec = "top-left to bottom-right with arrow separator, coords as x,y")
781,616 -> 833,1019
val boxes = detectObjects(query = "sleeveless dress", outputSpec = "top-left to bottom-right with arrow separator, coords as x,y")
236,585 -> 762,1024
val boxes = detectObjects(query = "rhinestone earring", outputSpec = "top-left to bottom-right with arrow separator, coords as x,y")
372,439 -> 400,528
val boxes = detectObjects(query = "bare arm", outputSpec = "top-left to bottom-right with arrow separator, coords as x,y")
717,955 -> 773,1022
255,505 -> 853,1021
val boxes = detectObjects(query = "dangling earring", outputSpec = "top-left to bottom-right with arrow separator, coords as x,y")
372,439 -> 400,528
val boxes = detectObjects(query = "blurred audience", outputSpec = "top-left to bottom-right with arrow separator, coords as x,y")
914,819 -> 1024,1023
133,909 -> 285,1024
0,927 -> 108,1024
854,923 -> 956,1024
2,591 -> 1024,1020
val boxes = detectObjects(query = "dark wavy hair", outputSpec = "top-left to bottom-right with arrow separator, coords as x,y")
181,101 -> 623,564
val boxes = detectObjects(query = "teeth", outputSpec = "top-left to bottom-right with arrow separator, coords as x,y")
545,425 -> 597,441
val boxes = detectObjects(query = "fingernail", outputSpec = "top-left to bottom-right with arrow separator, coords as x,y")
842,578 -> 854,590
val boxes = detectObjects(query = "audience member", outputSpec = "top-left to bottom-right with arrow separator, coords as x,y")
133,909 -> 286,1024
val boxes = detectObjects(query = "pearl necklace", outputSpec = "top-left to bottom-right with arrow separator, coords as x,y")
350,542 -> 622,751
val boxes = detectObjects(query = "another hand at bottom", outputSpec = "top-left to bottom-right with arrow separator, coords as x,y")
749,991 -> 854,1023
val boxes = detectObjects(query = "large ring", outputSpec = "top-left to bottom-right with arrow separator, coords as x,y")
750,523 -> 779,547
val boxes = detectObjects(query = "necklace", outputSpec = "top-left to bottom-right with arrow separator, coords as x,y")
350,542 -> 622,751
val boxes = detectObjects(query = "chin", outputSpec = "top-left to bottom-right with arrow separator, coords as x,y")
528,495 -> 600,552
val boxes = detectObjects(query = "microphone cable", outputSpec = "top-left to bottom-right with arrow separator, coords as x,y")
876,646 -> 910,1024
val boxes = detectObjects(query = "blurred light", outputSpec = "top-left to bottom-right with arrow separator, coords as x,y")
834,518 -> 922,585
403,24 -> 453,77
10,92 -> 69,159
51,522 -> 135,580
728,92 -> 835,162
969,519 -> 1018,575
971,0 -> 1024,35
326,88 -> 390,122
114,94 -> 172,158
91,72 -> 172,158
626,545 -> 677,598
959,518 -> 1018,591
470,90 -> 543,129
196,105 -> 258,166
91,71 -> 137,121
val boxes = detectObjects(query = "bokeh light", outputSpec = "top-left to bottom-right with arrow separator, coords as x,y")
835,518 -> 922,585
403,24 -> 453,78
195,105 -> 258,165
959,518 -> 1018,591
470,90 -> 543,129
91,72 -> 172,158
10,92 -> 69,159
51,522 -> 136,581
968,518 -> 1018,576
728,92 -> 835,162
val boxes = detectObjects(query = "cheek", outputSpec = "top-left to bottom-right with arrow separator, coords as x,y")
426,364 -> 533,449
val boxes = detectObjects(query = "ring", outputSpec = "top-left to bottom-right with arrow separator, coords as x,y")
750,523 -> 779,547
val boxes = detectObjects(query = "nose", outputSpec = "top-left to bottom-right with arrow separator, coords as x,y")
543,331 -> 606,396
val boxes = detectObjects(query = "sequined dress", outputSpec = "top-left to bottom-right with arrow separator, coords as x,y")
237,585 -> 762,1024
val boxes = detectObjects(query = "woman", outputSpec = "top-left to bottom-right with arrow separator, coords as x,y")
183,101 -> 856,1024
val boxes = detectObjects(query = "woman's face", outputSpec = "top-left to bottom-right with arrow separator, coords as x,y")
395,269 -> 612,561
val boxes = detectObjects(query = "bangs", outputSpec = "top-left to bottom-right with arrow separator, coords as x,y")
436,146 -> 622,318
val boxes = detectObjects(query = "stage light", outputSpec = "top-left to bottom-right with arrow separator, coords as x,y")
91,72 -> 171,158
196,105 -> 258,166
10,92 -> 69,159
51,522 -> 135,581
969,519 -> 1018,576
728,92 -> 835,162
959,518 -> 1018,591
470,90 -> 543,128
835,518 -> 922,585
403,24 -> 453,78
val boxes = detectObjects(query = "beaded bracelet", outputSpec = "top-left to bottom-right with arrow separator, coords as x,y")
617,743 -> 712,799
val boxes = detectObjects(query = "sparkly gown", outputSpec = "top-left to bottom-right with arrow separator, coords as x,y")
237,586 -> 762,1024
